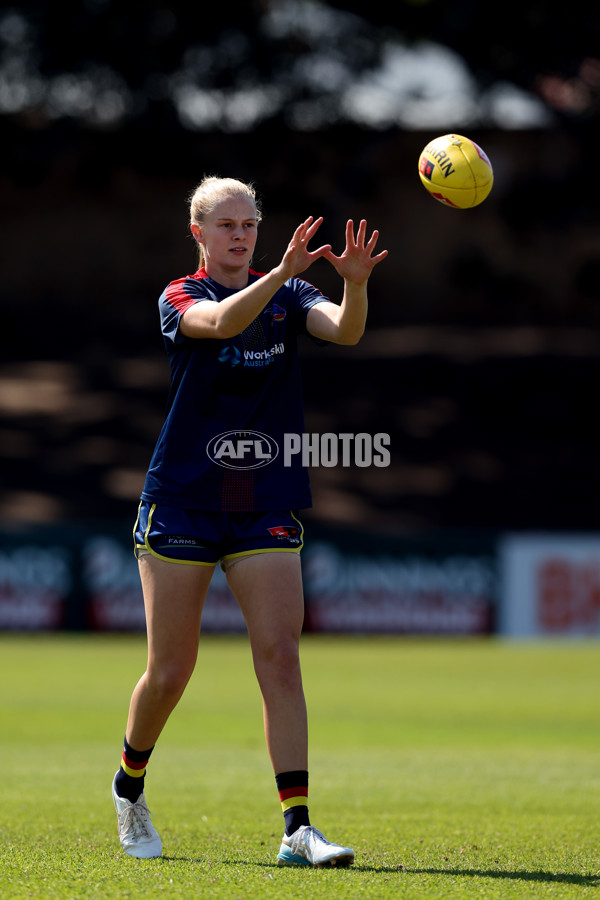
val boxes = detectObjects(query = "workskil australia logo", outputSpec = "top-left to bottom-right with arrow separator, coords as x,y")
217,346 -> 242,366
218,343 -> 285,368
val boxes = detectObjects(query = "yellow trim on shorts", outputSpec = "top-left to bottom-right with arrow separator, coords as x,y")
132,501 -> 143,558
133,504 -> 304,568
219,510 -> 304,569
291,510 -> 304,535
221,546 -> 302,563
219,546 -> 301,572
134,502 -> 217,567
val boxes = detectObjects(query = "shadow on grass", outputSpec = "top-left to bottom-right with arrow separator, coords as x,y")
406,867 -> 599,888
160,857 -> 599,887
160,856 -> 204,864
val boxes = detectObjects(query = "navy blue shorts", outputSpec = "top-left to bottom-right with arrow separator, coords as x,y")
133,501 -> 304,569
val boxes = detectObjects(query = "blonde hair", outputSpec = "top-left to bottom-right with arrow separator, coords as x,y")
189,176 -> 262,267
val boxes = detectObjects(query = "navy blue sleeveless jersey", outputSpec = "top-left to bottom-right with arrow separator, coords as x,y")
140,268 -> 328,512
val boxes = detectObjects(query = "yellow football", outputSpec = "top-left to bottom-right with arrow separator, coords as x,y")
418,134 -> 494,209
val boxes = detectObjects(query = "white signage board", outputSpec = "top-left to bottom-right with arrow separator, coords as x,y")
499,534 -> 600,636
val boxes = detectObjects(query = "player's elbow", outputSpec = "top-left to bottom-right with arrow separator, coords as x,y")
337,325 -> 365,346
208,307 -> 242,339
212,320 -> 232,340
212,319 -> 242,340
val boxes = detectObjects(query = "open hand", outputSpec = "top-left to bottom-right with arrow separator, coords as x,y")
280,216 -> 332,279
324,219 -> 388,284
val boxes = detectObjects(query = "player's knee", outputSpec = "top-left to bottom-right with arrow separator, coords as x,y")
147,660 -> 195,700
256,637 -> 301,689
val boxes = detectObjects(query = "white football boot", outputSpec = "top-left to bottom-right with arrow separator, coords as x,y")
277,825 -> 354,867
112,773 -> 162,858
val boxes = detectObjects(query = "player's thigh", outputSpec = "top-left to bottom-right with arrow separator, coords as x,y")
138,554 -> 215,669
225,552 -> 304,649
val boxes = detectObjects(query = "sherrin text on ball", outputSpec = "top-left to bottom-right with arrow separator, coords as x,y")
418,134 -> 493,209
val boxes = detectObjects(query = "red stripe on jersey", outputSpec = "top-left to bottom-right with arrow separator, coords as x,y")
188,267 -> 266,282
164,278 -> 199,315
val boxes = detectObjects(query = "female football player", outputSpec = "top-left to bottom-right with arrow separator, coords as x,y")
111,176 -> 387,866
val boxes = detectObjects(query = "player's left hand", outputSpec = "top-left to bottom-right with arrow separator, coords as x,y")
323,219 -> 388,284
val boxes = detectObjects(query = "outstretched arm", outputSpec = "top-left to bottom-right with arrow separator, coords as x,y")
306,219 -> 388,345
180,217 -> 332,340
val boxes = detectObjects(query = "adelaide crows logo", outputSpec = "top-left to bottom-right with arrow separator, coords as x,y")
267,525 -> 301,543
270,304 -> 286,322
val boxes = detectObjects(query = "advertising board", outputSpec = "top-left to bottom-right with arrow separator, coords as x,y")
0,533 -> 74,630
1,523 -> 498,635
499,534 -> 600,636
302,537 -> 497,634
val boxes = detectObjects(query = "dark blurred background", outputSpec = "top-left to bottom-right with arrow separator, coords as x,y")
1,0 -> 599,536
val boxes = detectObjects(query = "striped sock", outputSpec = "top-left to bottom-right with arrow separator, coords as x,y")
276,770 -> 310,836
114,737 -> 154,803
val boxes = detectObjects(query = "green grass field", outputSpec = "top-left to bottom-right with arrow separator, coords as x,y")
0,634 -> 598,899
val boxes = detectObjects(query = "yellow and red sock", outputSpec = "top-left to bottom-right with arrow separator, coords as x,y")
276,770 -> 310,836
114,737 -> 154,803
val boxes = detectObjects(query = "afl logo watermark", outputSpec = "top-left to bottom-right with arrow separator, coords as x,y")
207,430 -> 279,470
